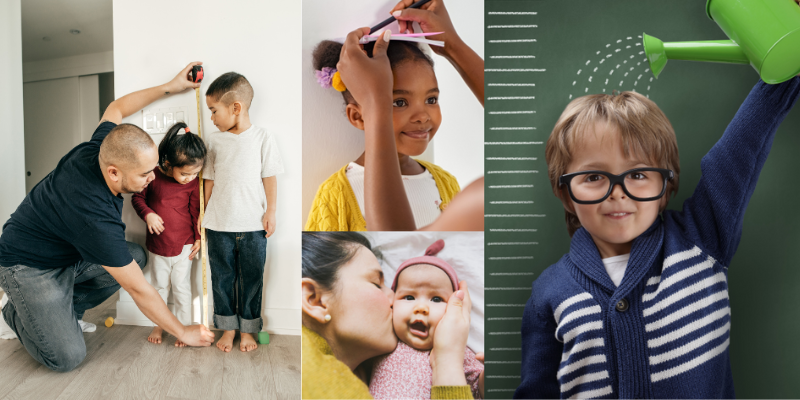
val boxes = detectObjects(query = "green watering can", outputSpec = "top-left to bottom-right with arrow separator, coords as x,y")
643,0 -> 800,84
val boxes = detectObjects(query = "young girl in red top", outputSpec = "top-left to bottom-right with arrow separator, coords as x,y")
132,122 -> 206,346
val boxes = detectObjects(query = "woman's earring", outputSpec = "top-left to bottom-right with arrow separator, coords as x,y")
324,314 -> 331,322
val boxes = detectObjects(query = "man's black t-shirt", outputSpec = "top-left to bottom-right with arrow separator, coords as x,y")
0,122 -> 134,269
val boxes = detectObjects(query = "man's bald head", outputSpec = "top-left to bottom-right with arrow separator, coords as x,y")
99,124 -> 156,170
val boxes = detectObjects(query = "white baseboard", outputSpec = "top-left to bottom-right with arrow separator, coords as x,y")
115,289 -> 299,335
264,327 -> 301,336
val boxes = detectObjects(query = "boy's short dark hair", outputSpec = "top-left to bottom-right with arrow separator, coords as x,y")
206,72 -> 254,109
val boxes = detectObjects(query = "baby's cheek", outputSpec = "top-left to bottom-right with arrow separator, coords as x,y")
391,301 -> 408,326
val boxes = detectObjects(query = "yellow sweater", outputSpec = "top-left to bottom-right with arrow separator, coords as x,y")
302,326 -> 473,399
305,159 -> 461,231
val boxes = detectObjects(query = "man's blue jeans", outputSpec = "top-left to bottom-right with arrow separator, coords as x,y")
206,230 -> 265,334
0,242 -> 146,372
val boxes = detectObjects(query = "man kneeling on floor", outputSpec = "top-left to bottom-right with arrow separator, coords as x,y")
0,62 -> 215,372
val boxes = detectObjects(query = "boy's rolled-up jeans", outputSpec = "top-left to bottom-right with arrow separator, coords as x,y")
206,229 -> 265,334
0,242 -> 146,372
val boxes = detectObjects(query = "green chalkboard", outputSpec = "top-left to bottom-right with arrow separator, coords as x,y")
484,1 -> 800,398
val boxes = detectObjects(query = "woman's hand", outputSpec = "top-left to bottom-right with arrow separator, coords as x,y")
430,280 -> 471,387
390,0 -> 485,105
390,0 -> 461,58
337,28 -> 393,112
476,352 -> 485,398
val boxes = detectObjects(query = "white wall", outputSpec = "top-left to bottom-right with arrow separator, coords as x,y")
301,0 -> 484,226
23,51 -> 112,83
113,0 -> 301,335
0,0 -> 26,229
23,77 -> 81,192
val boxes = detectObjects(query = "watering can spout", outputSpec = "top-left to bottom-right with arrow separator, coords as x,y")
644,0 -> 800,83
643,33 -> 749,79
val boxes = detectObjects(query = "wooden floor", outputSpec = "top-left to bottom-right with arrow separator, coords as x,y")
0,293 -> 300,400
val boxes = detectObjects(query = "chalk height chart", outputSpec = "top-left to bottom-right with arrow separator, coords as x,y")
484,2 -> 549,397
484,1 -> 800,398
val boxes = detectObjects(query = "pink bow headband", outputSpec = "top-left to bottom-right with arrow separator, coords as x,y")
391,239 -> 459,291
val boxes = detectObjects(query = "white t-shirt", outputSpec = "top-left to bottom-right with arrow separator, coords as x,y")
345,162 -> 442,229
602,253 -> 629,287
202,125 -> 284,232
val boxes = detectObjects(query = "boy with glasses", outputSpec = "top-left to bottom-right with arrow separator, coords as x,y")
515,77 -> 799,399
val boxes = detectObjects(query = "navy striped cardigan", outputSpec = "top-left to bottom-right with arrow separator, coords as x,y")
515,77 -> 800,399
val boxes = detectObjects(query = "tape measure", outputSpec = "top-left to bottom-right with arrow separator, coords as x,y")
191,65 -> 209,329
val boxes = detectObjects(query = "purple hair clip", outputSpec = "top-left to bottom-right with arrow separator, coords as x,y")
315,66 -> 337,89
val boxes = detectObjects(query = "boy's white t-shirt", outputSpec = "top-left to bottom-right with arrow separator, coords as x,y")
345,162 -> 442,229
602,253 -> 629,287
201,125 -> 284,232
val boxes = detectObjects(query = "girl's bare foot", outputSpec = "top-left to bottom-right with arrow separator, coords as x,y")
148,326 -> 163,344
175,338 -> 188,347
216,330 -> 235,352
240,332 -> 258,352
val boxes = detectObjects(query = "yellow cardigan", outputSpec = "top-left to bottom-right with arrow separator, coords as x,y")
305,159 -> 461,231
302,326 -> 473,399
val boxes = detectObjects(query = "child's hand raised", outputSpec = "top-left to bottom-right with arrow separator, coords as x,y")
337,28 -> 393,111
145,213 -> 165,235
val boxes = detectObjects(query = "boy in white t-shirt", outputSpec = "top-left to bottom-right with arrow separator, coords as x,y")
202,72 -> 284,352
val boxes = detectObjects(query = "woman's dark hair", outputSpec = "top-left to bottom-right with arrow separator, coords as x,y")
158,122 -> 207,170
312,39 -> 435,105
302,232 -> 378,291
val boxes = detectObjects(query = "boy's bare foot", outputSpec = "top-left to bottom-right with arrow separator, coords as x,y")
240,332 -> 258,352
175,338 -> 188,347
148,326 -> 163,344
216,330 -> 235,352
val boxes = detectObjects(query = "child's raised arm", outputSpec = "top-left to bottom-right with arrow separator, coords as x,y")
338,28 -> 416,231
675,77 -> 800,266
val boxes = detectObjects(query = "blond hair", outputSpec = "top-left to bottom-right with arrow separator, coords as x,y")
545,91 -> 680,236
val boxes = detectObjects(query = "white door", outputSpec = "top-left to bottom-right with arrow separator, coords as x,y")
23,75 -> 99,192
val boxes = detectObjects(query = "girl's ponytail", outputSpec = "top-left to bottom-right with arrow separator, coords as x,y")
158,122 -> 207,170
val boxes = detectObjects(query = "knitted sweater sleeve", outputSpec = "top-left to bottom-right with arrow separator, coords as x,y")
677,77 -> 800,266
514,281 -> 562,399
305,172 -> 343,231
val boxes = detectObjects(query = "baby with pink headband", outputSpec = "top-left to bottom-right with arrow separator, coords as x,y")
369,239 -> 484,399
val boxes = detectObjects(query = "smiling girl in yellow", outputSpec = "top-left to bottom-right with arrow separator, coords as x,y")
305,39 -> 461,231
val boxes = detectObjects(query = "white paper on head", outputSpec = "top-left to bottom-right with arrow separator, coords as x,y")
360,35 -> 444,47
332,32 -> 445,47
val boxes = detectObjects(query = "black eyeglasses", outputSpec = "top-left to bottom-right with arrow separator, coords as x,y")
558,168 -> 674,204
